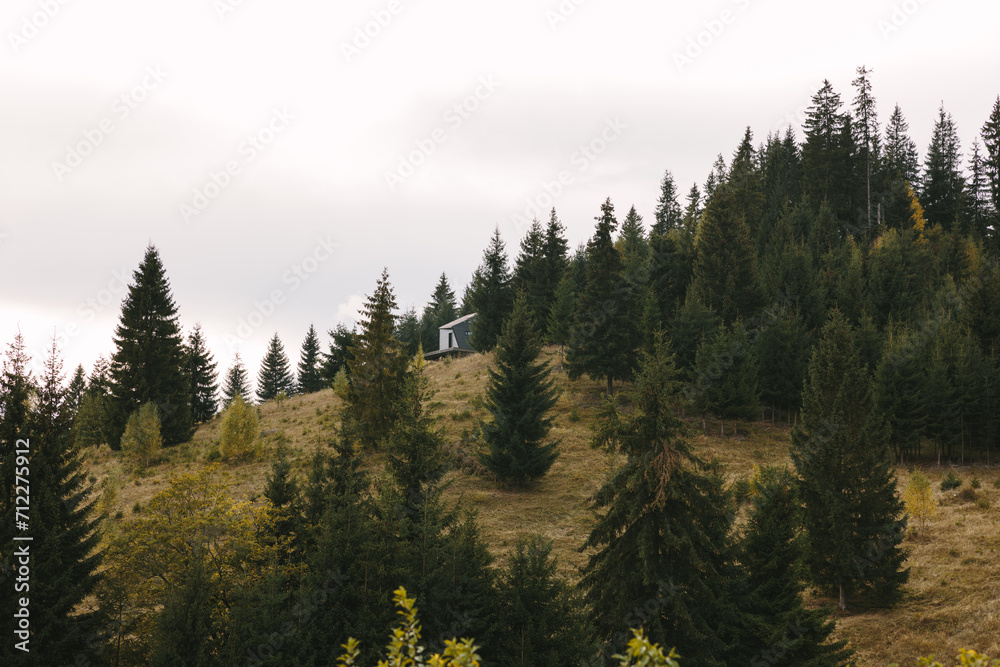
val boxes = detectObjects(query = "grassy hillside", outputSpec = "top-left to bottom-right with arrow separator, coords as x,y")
82,346 -> 1000,665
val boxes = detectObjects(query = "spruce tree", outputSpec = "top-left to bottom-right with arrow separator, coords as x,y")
982,96 -> 1000,231
344,268 -> 410,449
922,103 -> 966,231
884,103 -> 921,187
221,352 -> 252,407
512,218 -> 547,335
546,271 -> 576,349
469,227 -> 514,350
185,323 -> 218,423
420,273 -> 458,352
653,169 -> 684,233
66,363 -> 87,415
108,245 -> 193,446
256,333 -> 295,402
479,292 -> 560,485
966,138 -> 994,240
296,323 -> 325,393
566,198 -> 634,395
580,333 -> 742,664
688,321 -> 760,432
739,467 -> 852,666
395,307 -> 423,357
852,65 -> 881,234
321,324 -> 356,382
791,310 -> 908,610
539,208 -> 570,323
1,337 -> 104,664
801,80 -> 856,222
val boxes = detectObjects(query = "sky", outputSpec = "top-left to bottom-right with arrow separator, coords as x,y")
1,0 -> 998,388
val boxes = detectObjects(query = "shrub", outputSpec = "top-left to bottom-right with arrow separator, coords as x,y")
220,395 -> 262,461
957,487 -> 978,503
903,470 -> 936,534
970,475 -> 981,489
120,402 -> 163,468
941,471 -> 962,491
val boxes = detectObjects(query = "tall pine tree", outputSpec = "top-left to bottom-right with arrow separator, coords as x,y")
257,333 -> 295,402
922,104 -> 966,231
221,352 -> 252,407
469,227 -> 514,351
420,273 -> 458,352
296,323 -> 326,393
185,323 -> 218,423
108,245 -> 193,446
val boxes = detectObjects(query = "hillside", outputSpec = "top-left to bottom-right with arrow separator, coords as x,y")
82,346 -> 1000,665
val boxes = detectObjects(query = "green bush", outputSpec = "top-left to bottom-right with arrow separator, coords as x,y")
941,471 -> 962,491
970,475 -> 981,489
220,395 -> 262,461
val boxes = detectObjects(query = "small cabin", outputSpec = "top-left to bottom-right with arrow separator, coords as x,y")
424,313 -> 477,360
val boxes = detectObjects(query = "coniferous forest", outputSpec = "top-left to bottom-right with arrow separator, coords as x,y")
4,72 -> 1000,666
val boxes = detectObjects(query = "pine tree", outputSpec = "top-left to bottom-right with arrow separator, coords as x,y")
691,184 -> 766,324
546,271 -> 576,349
108,245 -> 193,447
539,208 -> 570,321
1,337 -> 104,664
654,170 -> 684,233
469,227 -> 514,350
703,154 -> 728,202
66,363 -> 87,415
479,292 -> 560,485
739,467 -> 853,666
185,323 -> 218,423
852,65 -> 881,233
922,103 -> 966,231
688,321 -> 759,432
344,268 -> 410,450
512,218 -> 547,335
321,324 -> 356,382
256,333 -> 295,402
580,334 -> 741,664
420,273 -> 458,352
395,307 -> 423,357
791,310 -> 909,610
801,80 -> 856,222
982,96 -> 1000,230
966,138 -> 994,240
491,536 -> 593,666
884,103 -> 921,187
566,198 -> 635,395
221,352 -> 252,407
296,323 -> 326,393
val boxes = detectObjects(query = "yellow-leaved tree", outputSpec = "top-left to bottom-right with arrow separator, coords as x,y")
903,470 -> 936,534
220,393 -> 261,461
120,401 -> 162,468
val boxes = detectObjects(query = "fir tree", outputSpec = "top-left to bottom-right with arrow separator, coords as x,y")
801,80 -> 856,222
982,96 -> 1000,229
296,323 -> 326,393
185,323 -> 218,423
546,271 -> 576,349
654,169 -> 684,233
321,323 -> 356,382
688,321 -> 759,433
1,337 -> 104,664
852,65 -> 881,233
344,268 -> 410,450
395,307 -> 423,357
221,352 -> 252,407
580,334 -> 741,664
491,536 -> 593,666
566,198 -> 635,395
884,103 -> 921,187
539,208 -> 570,322
739,467 -> 853,666
469,227 -> 514,350
108,244 -> 193,446
420,273 -> 458,352
512,218 -> 547,335
257,333 -> 295,402
66,363 -> 87,415
922,103 -> 966,231
966,138 -> 994,240
791,310 -> 909,610
479,292 -> 560,485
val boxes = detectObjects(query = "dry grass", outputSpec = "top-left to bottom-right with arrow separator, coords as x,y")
81,346 -> 1000,664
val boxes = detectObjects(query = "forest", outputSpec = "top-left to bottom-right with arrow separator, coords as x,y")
2,68 -> 1000,665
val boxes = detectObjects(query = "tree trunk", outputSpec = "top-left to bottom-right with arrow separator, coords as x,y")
839,584 -> 847,611
606,375 -> 613,397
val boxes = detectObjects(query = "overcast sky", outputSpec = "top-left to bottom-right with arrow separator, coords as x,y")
1,0 -> 998,386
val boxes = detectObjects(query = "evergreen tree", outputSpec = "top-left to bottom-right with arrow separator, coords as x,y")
801,80 -> 856,222
74,390 -> 110,448
263,446 -> 303,559
755,307 -> 812,419
1,337 -> 104,665
296,323 -> 326,393
344,268 -> 410,449
759,129 -> 803,250
420,273 -> 458,352
982,96 -> 1000,232
740,467 -> 853,666
479,292 -> 560,485
539,208 -> 570,318
566,198 -> 635,395
546,271 -> 576,349
691,184 -> 766,323
221,352 -> 252,407
966,138 -> 994,240
703,154 -> 728,202
580,334 -> 742,664
852,65 -> 881,233
469,227 -> 514,350
688,321 -> 759,432
149,557 -> 217,667
66,363 -> 87,415
653,169 -> 684,233
922,103 -> 966,231
88,354 -> 112,396
512,218 -> 547,334
884,103 -> 921,187
491,536 -> 593,666
108,244 -> 193,446
256,333 -> 295,402
791,310 -> 909,610
395,307 -> 423,357
185,323 -> 218,423
321,323 -> 356,382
